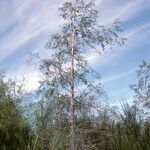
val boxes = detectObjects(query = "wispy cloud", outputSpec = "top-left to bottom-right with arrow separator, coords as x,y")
98,0 -> 149,25
101,70 -> 133,84
0,0 -> 62,61
125,22 -> 150,38
0,0 -> 149,61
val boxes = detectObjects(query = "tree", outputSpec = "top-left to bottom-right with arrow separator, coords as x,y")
0,73 -> 31,150
39,0 -> 126,149
130,60 -> 150,108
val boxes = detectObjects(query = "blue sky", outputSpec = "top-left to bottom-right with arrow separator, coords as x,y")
0,0 -> 150,105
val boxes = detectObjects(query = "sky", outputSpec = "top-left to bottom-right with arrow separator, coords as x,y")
0,0 -> 150,105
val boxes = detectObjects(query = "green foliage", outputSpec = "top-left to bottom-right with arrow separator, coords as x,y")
0,99 -> 31,150
32,98 -> 150,150
0,65 -> 149,150
0,75 -> 31,150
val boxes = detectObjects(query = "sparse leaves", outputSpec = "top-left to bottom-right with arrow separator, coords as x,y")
130,60 -> 150,108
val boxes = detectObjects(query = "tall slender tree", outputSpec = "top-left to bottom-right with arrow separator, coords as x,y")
39,0 -> 126,149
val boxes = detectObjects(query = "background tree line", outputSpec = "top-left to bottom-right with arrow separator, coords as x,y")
0,60 -> 149,150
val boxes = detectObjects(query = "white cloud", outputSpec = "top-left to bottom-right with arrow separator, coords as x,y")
24,70 -> 40,92
0,0 -> 62,61
7,63 -> 41,92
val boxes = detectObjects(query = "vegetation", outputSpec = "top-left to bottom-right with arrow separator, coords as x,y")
0,62 -> 149,150
0,74 -> 32,150
0,0 -> 149,150
0,63 -> 149,149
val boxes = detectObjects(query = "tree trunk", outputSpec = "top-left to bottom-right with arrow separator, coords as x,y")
33,134 -> 38,150
69,26 -> 75,150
